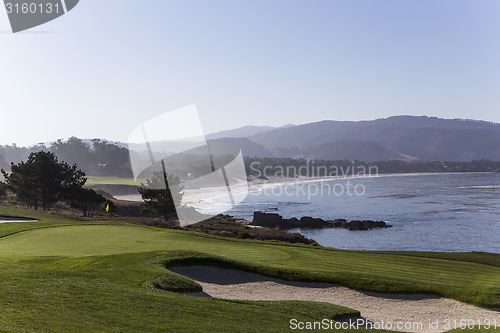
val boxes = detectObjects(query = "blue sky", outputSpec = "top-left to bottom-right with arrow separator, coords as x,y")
1,0 -> 499,146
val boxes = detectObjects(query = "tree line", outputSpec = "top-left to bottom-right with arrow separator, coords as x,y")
0,137 -> 132,177
244,157 -> 500,178
1,151 -> 107,216
1,150 -> 183,219
3,137 -> 500,179
3,147 -> 500,220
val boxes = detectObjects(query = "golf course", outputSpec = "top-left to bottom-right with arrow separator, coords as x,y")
0,206 -> 498,332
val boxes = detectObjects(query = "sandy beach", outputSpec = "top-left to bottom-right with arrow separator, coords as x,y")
115,172 -> 476,205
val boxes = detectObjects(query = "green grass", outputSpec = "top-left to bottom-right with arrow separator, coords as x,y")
0,205 -> 499,332
0,205 -> 119,239
85,176 -> 137,186
0,223 -> 498,308
0,253 -> 370,333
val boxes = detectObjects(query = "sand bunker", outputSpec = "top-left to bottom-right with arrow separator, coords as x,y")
0,216 -> 37,223
170,266 -> 500,333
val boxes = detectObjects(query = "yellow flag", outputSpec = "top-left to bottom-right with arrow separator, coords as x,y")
106,203 -> 110,213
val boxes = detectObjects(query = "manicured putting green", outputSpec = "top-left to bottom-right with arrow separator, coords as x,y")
0,225 -> 290,261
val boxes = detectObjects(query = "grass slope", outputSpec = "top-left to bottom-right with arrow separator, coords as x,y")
0,253 -> 367,332
84,176 -> 137,186
0,206 -> 499,332
0,223 -> 498,308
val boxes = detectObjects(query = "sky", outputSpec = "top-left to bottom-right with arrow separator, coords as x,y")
0,0 -> 499,146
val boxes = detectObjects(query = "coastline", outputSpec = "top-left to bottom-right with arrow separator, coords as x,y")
184,171 -> 495,207
115,171 -> 496,205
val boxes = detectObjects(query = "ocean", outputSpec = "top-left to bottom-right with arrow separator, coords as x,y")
197,173 -> 500,253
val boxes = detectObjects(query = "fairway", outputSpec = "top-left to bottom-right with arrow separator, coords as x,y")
0,224 -> 498,310
85,176 -> 137,186
0,223 -> 377,332
0,212 -> 498,332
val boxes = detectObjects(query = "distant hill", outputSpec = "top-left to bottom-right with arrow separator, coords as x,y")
208,137 -> 272,158
206,124 -> 295,140
248,116 -> 500,162
126,137 -> 272,158
206,125 -> 275,140
4,116 -> 500,168
303,140 -> 410,162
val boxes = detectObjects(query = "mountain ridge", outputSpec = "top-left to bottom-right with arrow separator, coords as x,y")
245,116 -> 500,162
4,116 -> 500,163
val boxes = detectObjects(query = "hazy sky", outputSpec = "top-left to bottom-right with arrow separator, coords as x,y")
1,0 -> 499,146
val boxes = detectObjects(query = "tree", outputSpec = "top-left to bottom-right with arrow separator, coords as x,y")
67,188 -> 106,217
50,137 -> 93,172
1,151 -> 86,210
138,171 -> 183,219
0,154 -> 8,171
2,158 -> 40,209
91,139 -> 133,177
0,181 -> 7,200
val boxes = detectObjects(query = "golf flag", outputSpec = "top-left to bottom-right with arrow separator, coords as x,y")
106,203 -> 110,213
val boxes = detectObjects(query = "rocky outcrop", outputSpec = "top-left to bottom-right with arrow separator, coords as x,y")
298,216 -> 331,228
332,219 -> 347,228
339,219 -> 392,230
249,212 -> 332,229
250,212 -> 391,231
251,212 -> 284,228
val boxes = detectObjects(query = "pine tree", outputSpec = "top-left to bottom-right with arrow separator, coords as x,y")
1,151 -> 86,210
138,171 -> 184,219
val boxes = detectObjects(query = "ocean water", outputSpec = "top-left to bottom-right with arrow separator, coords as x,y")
199,173 -> 500,253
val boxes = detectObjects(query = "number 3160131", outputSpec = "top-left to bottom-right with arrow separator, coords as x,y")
5,2 -> 61,14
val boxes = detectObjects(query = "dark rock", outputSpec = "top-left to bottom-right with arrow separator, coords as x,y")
251,212 -> 330,229
341,219 -> 391,231
331,221 -> 343,228
332,219 -> 346,228
251,212 -> 391,230
363,220 -> 388,229
346,220 -> 369,231
251,211 -> 283,228
300,216 -> 329,228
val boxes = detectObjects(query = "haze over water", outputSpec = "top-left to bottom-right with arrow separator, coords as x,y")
202,173 -> 500,253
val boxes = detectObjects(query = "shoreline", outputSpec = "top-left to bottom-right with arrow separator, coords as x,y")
115,171 -> 496,205
182,171 -> 494,211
